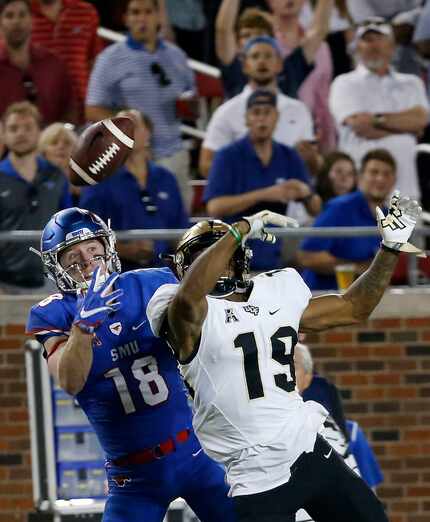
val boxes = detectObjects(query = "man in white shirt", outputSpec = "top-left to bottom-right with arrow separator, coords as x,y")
199,35 -> 314,177
147,193 -> 422,521
329,18 -> 429,200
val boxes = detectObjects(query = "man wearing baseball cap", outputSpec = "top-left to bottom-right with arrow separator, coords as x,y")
200,35 -> 314,178
329,16 -> 429,201
354,17 -> 394,41
203,88 -> 321,271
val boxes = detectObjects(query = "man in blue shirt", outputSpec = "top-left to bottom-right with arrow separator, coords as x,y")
26,207 -> 236,522
85,0 -> 196,208
204,89 -> 321,271
79,110 -> 189,273
298,149 -> 397,290
0,101 -> 71,293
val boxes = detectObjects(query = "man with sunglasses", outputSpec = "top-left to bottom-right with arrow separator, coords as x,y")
86,0 -> 196,209
0,0 -> 76,124
0,101 -> 72,294
79,109 -> 188,272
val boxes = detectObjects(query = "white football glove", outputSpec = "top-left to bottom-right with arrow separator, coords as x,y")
242,210 -> 299,244
376,191 -> 425,257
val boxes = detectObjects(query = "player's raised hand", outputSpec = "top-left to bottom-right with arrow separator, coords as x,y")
73,267 -> 123,334
376,191 -> 425,257
242,210 -> 299,244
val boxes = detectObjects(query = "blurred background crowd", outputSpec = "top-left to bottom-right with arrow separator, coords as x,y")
2,0 -> 430,295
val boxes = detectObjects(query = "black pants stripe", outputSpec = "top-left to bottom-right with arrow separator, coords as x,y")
234,435 -> 389,522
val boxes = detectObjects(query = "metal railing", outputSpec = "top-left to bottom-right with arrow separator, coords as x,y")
1,226 -> 429,287
1,226 -> 428,242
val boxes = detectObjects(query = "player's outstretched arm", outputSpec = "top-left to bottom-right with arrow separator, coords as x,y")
167,211 -> 298,360
300,192 -> 423,332
299,248 -> 399,331
167,220 -> 252,361
55,268 -> 122,395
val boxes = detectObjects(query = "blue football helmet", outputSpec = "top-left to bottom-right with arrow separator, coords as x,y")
39,207 -> 121,293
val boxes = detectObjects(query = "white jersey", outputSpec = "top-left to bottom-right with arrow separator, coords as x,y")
147,268 -> 328,497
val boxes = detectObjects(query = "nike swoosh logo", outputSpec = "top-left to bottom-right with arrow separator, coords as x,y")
269,308 -> 281,315
132,319 -> 147,331
324,448 -> 332,459
192,448 -> 203,457
80,305 -> 107,318
0,190 -> 10,198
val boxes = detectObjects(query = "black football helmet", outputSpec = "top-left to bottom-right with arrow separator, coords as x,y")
172,220 -> 252,298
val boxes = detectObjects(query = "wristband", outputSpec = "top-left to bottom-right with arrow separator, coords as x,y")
380,242 -> 400,255
373,113 -> 386,129
228,224 -> 243,246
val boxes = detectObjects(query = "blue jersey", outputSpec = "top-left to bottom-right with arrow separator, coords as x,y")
27,268 -> 193,460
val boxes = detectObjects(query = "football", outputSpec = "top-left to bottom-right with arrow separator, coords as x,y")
69,117 -> 135,186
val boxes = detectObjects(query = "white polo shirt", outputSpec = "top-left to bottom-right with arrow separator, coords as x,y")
203,85 -> 314,152
329,64 -> 429,200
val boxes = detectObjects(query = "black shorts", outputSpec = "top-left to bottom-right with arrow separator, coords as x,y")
233,435 -> 389,522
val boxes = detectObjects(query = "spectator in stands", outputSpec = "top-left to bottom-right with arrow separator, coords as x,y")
346,1 -> 423,76
293,342 -> 365,522
346,419 -> 384,491
79,109 -> 188,273
294,342 -> 351,457
215,0 -> 326,99
164,0 -> 206,61
86,0 -> 196,210
31,0 -> 102,123
329,18 -> 429,201
297,148 -> 397,290
199,35 -> 314,178
315,150 -> 357,204
0,0 -> 76,124
268,0 -> 336,151
38,122 -> 79,204
204,89 -> 320,271
0,102 -> 72,294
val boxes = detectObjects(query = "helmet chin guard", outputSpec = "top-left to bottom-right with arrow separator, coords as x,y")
173,220 -> 252,298
36,208 -> 121,293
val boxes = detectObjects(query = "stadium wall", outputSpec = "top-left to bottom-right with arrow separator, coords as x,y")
0,292 -> 429,522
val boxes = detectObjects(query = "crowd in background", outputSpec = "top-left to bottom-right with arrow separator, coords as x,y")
2,0 -> 430,296
2,0 -> 413,502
